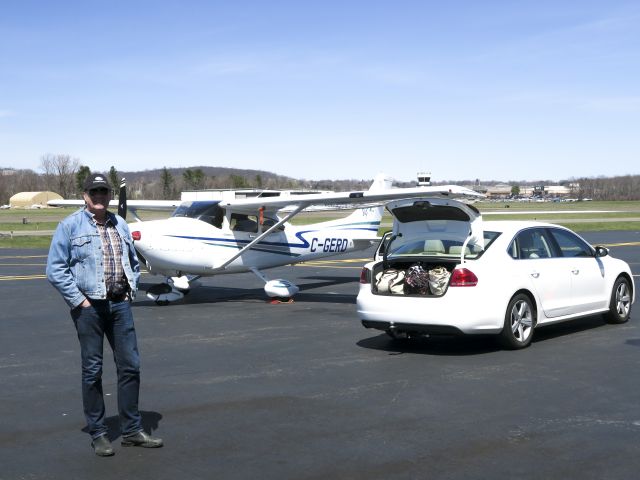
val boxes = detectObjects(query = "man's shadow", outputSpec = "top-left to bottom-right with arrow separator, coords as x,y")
81,411 -> 163,441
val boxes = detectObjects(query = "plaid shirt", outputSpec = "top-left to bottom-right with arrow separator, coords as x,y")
94,216 -> 127,295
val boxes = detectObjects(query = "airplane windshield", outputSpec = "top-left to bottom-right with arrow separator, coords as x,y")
171,201 -> 224,228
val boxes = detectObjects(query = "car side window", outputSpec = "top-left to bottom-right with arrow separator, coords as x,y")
547,228 -> 593,258
511,229 -> 553,260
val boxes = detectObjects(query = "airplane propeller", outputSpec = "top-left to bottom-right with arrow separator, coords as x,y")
118,177 -> 127,219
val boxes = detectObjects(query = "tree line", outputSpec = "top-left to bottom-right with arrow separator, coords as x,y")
1,154 -> 639,204
0,154 -> 375,204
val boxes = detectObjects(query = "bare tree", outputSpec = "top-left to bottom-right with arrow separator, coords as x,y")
39,154 -> 81,198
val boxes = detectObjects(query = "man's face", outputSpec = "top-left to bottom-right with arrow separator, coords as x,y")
83,187 -> 112,216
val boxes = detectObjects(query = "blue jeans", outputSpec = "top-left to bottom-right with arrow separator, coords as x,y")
71,300 -> 142,439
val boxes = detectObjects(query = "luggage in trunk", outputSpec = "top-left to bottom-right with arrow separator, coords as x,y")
372,260 -> 457,297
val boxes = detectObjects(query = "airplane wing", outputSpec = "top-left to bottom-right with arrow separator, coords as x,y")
211,185 -> 484,270
47,199 -> 181,211
222,185 -> 484,215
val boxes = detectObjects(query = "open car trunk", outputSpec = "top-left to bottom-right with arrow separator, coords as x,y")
370,258 -> 460,297
370,197 -> 484,297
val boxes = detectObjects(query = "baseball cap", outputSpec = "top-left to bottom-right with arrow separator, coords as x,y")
83,173 -> 112,192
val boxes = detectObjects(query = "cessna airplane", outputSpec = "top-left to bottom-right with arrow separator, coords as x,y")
50,175 -> 484,304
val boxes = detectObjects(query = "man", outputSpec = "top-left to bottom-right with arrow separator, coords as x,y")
46,173 -> 162,457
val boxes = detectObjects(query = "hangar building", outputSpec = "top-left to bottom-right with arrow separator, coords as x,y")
9,191 -> 63,208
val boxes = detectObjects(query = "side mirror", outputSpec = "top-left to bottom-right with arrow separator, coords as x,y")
594,245 -> 609,258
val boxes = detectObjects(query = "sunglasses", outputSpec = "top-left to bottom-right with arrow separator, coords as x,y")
88,188 -> 110,196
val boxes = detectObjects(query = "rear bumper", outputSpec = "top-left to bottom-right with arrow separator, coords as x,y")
356,284 -> 504,335
361,320 -> 464,336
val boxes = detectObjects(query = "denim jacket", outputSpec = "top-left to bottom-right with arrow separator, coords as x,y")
46,208 -> 140,308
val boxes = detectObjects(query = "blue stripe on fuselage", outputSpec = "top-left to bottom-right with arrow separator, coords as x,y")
164,222 -> 380,250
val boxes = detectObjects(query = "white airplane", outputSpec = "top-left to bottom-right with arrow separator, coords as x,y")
50,174 -> 484,304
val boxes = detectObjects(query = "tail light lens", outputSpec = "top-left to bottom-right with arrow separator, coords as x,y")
450,268 -> 478,287
132,231 -> 141,241
359,267 -> 371,284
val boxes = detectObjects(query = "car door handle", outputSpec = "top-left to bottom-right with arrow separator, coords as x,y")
530,272 -> 540,279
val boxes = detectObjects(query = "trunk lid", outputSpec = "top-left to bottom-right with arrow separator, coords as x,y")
377,198 -> 484,262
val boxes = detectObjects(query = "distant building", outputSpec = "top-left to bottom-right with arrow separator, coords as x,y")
485,184 -> 513,198
10,191 -> 63,208
417,172 -> 432,186
485,183 -> 577,199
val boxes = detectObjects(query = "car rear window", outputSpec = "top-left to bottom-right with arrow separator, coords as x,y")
392,203 -> 473,223
388,231 -> 501,259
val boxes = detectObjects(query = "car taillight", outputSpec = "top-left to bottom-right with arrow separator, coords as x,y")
450,268 -> 478,287
132,231 -> 141,241
359,267 -> 371,284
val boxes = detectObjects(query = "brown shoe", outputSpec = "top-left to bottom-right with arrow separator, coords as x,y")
121,431 -> 163,448
92,434 -> 115,456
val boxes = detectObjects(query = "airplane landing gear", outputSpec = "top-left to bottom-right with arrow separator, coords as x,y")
263,279 -> 300,299
249,267 -> 300,301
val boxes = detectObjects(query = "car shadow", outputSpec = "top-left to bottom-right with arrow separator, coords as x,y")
357,314 -> 619,356
81,410 -> 163,441
357,333 -> 501,356
531,314 -> 610,343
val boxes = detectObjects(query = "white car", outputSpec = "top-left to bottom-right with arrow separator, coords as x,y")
357,198 -> 635,349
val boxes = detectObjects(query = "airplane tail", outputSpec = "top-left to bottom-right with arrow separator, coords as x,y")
368,173 -> 393,192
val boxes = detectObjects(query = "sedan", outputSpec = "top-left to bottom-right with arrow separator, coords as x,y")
357,198 -> 635,349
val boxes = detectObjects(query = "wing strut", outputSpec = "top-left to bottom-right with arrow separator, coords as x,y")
212,203 -> 309,270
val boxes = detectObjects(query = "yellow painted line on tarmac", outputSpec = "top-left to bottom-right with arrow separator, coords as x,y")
603,242 -> 640,247
0,254 -> 48,259
300,258 -> 370,264
295,258 -> 370,269
0,263 -> 46,266
296,264 -> 363,269
0,274 -> 47,281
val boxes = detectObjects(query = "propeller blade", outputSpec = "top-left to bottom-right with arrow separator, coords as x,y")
118,177 -> 127,219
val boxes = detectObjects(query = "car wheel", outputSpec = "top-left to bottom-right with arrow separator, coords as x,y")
499,294 -> 534,349
605,276 -> 632,324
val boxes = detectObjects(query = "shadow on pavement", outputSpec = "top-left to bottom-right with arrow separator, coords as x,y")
81,411 -> 163,441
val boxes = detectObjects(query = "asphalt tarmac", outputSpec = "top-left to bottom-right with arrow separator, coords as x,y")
1,231 -> 639,480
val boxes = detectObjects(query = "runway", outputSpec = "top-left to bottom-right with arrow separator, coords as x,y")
0,231 -> 639,480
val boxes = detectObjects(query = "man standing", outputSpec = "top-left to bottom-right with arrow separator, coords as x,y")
46,173 -> 162,456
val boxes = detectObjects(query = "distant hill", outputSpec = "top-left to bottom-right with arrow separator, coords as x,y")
117,165 -> 295,185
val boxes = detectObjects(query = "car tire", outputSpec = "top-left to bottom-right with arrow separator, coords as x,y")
605,276 -> 632,324
499,293 -> 535,349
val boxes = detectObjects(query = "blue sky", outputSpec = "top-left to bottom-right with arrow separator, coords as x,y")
1,0 -> 639,182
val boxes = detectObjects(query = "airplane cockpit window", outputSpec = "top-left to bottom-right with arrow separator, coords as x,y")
171,201 -> 224,228
230,213 -> 258,233
262,216 -> 285,232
